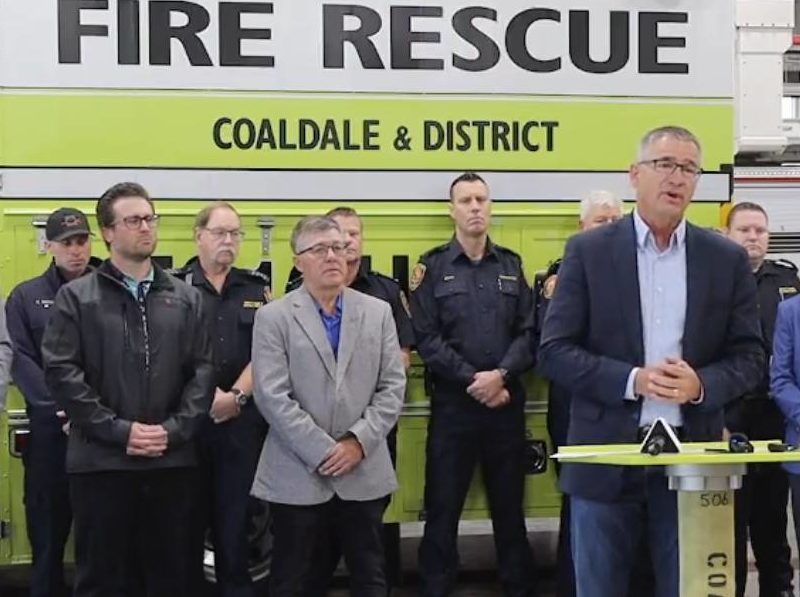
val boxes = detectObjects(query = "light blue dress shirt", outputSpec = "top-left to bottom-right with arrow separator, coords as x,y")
625,210 -> 687,427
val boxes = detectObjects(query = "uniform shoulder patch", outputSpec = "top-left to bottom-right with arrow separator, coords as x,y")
774,259 -> 799,272
542,274 -> 558,299
409,263 -> 427,292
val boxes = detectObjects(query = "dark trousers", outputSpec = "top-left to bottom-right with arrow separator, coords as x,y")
729,398 -> 793,597
734,465 -> 793,597
69,468 -> 196,597
418,409 -> 535,597
571,469 -> 678,597
23,418 -> 72,597
268,495 -> 389,597
190,406 -> 268,597
306,426 -> 400,595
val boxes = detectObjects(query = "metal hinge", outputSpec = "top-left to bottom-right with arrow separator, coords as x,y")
0,521 -> 10,539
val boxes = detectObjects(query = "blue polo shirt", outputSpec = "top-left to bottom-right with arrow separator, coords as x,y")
317,293 -> 343,358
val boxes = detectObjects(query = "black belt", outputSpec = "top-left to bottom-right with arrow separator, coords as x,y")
637,425 -> 684,443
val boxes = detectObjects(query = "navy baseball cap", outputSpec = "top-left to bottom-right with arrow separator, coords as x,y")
45,208 -> 92,241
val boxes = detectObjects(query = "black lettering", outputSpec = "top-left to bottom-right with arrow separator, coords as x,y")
569,10 -> 629,74
390,6 -> 443,70
118,0 -> 140,65
299,119 -> 320,149
506,9 -> 561,73
278,120 -> 297,149
364,120 -> 380,150
542,121 -> 558,151
639,12 -> 688,74
323,5 -> 384,69
149,1 -> 212,66
707,553 -> 728,568
256,119 -> 275,149
233,118 -> 256,149
473,121 -> 489,151
341,121 -> 358,150
522,121 -> 539,151
424,121 -> 444,150
708,573 -> 727,588
320,120 -> 341,150
58,0 -> 109,64
213,117 -> 232,149
452,7 -> 499,72
219,2 -> 274,67
492,121 -> 510,151
455,121 -> 470,151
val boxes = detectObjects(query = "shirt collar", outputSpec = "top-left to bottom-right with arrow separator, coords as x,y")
315,292 -> 343,318
633,210 -> 686,252
447,235 -> 498,263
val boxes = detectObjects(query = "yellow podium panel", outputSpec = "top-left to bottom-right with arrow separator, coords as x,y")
555,441 -> 800,597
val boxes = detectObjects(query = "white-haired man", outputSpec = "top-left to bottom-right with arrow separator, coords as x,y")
533,190 -> 624,597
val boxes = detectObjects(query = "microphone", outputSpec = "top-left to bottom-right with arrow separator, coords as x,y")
645,435 -> 666,456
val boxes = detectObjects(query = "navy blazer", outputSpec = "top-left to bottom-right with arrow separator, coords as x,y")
539,214 -> 764,501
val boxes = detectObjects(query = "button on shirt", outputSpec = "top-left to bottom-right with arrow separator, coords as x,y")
317,294 -> 343,358
626,210 -> 687,427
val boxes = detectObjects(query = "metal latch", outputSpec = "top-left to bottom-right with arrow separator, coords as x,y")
257,217 -> 275,256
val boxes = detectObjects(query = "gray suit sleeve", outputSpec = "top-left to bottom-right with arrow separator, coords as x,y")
348,304 -> 406,457
252,306 -> 336,472
0,296 -> 13,410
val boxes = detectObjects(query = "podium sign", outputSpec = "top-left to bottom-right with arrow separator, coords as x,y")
556,442 -> 800,597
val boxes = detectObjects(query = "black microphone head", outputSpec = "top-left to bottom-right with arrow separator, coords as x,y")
646,435 -> 666,456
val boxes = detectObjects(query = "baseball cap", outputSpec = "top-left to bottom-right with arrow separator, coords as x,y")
46,208 -> 92,241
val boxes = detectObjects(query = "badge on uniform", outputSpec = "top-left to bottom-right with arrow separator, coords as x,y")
35,298 -> 54,309
410,263 -> 427,292
542,275 -> 558,299
779,286 -> 799,301
243,300 -> 264,309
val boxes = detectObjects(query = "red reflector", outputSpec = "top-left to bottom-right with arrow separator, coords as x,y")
11,429 -> 30,457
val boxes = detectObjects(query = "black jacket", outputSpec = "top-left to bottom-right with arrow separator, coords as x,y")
42,260 -> 215,473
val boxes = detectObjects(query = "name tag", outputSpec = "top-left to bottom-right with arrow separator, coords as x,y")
243,300 -> 264,309
779,287 -> 798,301
35,298 -> 54,309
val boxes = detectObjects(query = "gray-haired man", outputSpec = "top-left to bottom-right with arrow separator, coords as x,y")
250,216 -> 406,596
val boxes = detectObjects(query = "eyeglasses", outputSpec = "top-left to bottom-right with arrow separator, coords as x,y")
639,158 -> 702,179
204,228 -> 245,241
113,214 -> 160,230
295,242 -> 349,258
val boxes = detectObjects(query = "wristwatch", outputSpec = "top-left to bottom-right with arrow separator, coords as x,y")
231,387 -> 249,407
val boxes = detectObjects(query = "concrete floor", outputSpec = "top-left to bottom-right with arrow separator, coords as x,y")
0,519 -> 793,596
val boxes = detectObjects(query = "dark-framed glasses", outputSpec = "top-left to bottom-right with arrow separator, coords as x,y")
639,158 -> 702,179
204,228 -> 245,241
114,214 -> 160,230
295,242 -> 349,258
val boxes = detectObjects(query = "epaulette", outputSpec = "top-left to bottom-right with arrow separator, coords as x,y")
773,258 -> 799,272
546,258 -> 563,276
419,243 -> 449,261
494,244 -> 522,260
242,268 -> 271,285
369,270 -> 401,287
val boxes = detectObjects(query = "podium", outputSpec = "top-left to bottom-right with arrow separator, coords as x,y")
556,441 -> 800,597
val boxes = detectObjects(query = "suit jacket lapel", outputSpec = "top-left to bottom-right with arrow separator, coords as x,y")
292,287 -> 337,380
682,224 -> 705,362
336,289 -> 364,387
612,216 -> 645,364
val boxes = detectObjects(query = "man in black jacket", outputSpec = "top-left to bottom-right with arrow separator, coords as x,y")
42,182 -> 215,597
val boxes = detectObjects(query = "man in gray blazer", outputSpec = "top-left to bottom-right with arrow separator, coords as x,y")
251,215 -> 406,597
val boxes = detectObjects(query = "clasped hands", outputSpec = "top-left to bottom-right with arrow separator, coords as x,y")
635,357 -> 702,404
467,369 -> 510,408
